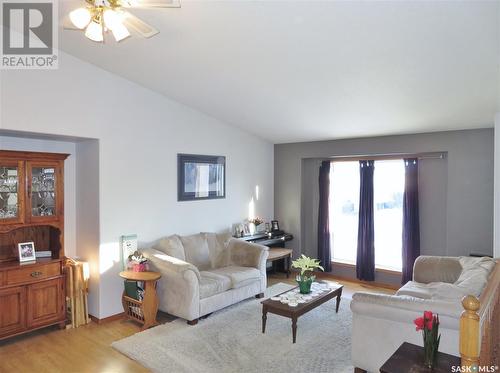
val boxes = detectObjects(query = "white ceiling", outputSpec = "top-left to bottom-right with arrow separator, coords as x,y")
59,1 -> 500,144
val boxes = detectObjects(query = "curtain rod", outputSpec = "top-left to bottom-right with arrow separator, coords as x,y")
322,152 -> 446,162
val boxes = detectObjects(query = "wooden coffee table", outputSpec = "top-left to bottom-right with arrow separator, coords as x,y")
261,281 -> 343,343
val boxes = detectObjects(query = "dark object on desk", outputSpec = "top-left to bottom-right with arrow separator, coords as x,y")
269,230 -> 285,238
237,232 -> 293,247
379,342 -> 460,373
271,220 -> 280,231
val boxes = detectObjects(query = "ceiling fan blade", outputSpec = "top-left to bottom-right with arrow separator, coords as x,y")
121,11 -> 159,38
119,0 -> 180,8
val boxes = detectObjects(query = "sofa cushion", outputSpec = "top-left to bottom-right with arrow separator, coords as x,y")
454,257 -> 495,297
396,281 -> 433,299
203,232 -> 231,268
413,256 -> 463,284
397,281 -> 470,301
180,233 -> 211,271
199,271 -> 232,299
153,235 -> 185,261
208,266 -> 261,289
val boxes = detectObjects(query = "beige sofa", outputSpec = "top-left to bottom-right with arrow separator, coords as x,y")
350,256 -> 496,372
142,232 -> 268,325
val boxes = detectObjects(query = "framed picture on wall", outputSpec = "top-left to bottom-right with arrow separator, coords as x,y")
178,154 -> 226,201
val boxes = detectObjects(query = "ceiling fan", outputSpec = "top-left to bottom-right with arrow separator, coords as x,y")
64,0 -> 180,43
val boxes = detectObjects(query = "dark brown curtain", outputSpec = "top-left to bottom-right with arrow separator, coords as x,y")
356,160 -> 375,281
318,161 -> 331,272
402,158 -> 420,284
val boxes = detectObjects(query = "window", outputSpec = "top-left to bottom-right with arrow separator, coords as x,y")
329,159 -> 405,271
329,162 -> 359,265
373,160 -> 404,271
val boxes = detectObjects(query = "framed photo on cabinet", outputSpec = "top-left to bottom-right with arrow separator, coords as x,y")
18,241 -> 36,262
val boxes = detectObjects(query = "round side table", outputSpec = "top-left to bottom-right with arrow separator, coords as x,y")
119,271 -> 161,330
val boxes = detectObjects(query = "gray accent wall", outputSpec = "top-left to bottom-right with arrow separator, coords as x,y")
275,129 -> 494,281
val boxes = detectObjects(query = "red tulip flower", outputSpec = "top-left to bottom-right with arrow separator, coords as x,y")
414,317 -> 425,331
426,320 -> 433,330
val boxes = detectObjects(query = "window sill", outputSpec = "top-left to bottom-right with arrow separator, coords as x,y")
331,260 -> 402,275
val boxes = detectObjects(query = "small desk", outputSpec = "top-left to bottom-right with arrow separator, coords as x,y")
119,271 -> 161,330
379,342 -> 461,373
237,232 -> 294,277
267,248 -> 292,278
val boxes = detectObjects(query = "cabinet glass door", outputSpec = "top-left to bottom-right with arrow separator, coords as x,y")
0,161 -> 24,224
27,162 -> 62,222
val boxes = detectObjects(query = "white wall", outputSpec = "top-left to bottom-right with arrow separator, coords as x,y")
0,52 -> 274,318
494,115 -> 500,258
0,135 -> 77,258
75,139 -> 100,317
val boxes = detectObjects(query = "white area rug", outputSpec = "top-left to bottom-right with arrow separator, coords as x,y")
112,283 -> 353,373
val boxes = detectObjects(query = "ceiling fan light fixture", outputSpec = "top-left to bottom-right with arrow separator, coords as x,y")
69,7 -> 92,29
103,9 -> 130,42
85,20 -> 104,42
66,0 -> 178,42
103,9 -> 119,30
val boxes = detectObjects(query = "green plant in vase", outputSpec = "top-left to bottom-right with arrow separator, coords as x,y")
292,255 -> 324,294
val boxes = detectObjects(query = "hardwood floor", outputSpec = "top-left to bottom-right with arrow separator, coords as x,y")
0,273 -> 394,373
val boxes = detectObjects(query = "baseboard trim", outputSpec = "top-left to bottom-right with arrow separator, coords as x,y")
314,271 -> 400,291
89,312 -> 125,324
289,269 -> 400,290
331,260 -> 402,276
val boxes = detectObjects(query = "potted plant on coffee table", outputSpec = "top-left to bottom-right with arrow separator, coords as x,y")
292,255 -> 324,294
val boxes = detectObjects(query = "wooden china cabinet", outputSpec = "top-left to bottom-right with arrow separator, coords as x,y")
0,150 -> 68,339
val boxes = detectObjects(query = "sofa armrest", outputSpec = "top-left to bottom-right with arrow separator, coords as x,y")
142,248 -> 201,280
227,238 -> 269,271
142,248 -> 201,321
413,255 -> 462,284
350,292 -> 462,329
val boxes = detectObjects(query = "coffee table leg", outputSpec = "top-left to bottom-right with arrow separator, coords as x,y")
336,291 -> 342,313
262,307 -> 267,334
292,317 -> 297,343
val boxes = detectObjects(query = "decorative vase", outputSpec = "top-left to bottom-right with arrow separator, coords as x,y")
133,263 -> 147,272
296,275 -> 315,294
